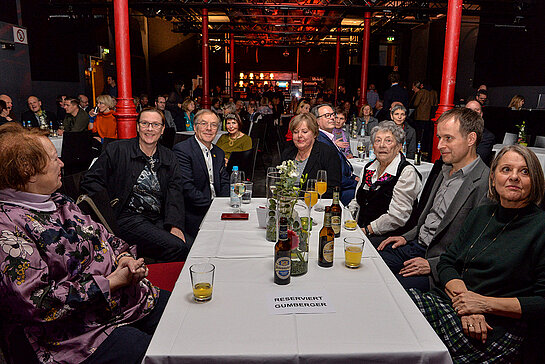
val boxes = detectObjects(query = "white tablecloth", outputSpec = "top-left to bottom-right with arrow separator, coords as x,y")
144,198 -> 451,364
177,130 -> 227,144
493,144 -> 545,175
49,136 -> 63,155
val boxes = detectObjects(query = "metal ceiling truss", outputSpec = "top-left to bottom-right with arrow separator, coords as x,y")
47,0 -> 530,47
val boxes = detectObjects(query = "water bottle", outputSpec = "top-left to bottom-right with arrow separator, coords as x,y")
230,166 -> 241,208
368,144 -> 375,161
415,142 -> 422,165
49,121 -> 56,137
402,140 -> 407,156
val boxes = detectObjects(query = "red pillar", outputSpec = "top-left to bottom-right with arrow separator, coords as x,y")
230,33 -> 235,99
334,33 -> 340,106
202,8 -> 211,109
359,12 -> 371,108
431,0 -> 463,162
113,0 -> 137,139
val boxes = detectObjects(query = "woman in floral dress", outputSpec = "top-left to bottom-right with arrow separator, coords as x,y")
0,123 -> 168,364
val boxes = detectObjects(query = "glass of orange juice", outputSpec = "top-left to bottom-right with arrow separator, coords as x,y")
315,170 -> 327,212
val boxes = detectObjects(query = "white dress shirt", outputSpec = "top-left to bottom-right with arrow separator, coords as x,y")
195,136 -> 216,198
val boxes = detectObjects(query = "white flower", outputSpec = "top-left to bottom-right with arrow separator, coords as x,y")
31,220 -> 46,234
0,230 -> 34,258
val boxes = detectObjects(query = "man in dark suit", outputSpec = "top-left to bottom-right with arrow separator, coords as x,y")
21,96 -> 58,130
312,103 -> 358,205
383,72 -> 409,112
173,109 -> 230,239
376,108 -> 490,291
466,100 -> 495,165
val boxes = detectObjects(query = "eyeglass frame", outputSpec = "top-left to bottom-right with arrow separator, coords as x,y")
196,121 -> 220,129
317,112 -> 336,119
138,121 -> 164,129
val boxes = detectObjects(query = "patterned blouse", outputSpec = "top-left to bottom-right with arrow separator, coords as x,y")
0,192 -> 159,363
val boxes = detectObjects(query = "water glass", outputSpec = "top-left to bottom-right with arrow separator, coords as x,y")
190,263 -> 215,302
242,181 -> 253,204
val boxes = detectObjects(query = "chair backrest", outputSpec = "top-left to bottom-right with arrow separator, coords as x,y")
227,148 -> 254,176
61,131 -> 94,175
58,171 -> 85,201
173,132 -> 193,147
159,127 -> 177,149
502,132 -> 517,145
76,190 -> 120,236
535,135 -> 545,148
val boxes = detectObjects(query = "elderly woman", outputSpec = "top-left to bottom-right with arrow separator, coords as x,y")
390,104 -> 416,159
181,97 -> 196,131
215,112 -> 252,165
356,103 -> 379,136
89,94 -> 117,140
332,110 -> 353,158
281,113 -> 341,198
408,145 -> 545,363
508,94 -> 525,110
348,121 -> 422,239
81,108 -> 190,262
0,123 -> 167,363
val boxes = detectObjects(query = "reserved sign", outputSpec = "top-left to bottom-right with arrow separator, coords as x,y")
269,291 -> 336,315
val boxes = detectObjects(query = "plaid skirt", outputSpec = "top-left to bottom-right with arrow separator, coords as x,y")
407,288 -> 525,364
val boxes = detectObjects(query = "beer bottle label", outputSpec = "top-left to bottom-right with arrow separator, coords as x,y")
331,216 -> 341,234
321,237 -> 334,263
275,252 -> 291,280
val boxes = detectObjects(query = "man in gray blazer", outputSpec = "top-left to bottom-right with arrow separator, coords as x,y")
376,108 -> 489,290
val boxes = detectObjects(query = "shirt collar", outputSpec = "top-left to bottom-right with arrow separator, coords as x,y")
367,153 -> 402,177
320,129 -> 335,142
442,156 -> 480,178
195,135 -> 211,153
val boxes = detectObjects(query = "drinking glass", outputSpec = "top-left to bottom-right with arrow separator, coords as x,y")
344,237 -> 364,268
315,170 -> 327,212
343,205 -> 358,231
190,263 -> 215,302
266,171 -> 281,201
242,181 -> 253,204
357,140 -> 366,160
233,171 -> 246,213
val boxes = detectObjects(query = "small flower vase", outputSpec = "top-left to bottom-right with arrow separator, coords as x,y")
291,215 -> 309,276
266,198 -> 277,242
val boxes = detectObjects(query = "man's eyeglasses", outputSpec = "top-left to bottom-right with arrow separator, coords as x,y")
138,121 -> 163,129
317,112 -> 336,119
196,122 -> 219,129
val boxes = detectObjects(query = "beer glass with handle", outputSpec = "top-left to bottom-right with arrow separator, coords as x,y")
314,170 -> 327,212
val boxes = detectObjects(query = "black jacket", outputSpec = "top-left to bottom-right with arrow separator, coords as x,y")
80,137 -> 186,231
281,140 -> 342,199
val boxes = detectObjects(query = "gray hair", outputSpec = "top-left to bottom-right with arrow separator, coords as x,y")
194,109 -> 219,125
223,102 -> 236,114
390,104 -> 407,115
370,120 -> 405,146
310,103 -> 333,118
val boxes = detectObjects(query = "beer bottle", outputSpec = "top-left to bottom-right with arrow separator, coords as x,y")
318,206 -> 335,268
330,186 -> 342,238
274,217 -> 291,285
415,142 -> 422,165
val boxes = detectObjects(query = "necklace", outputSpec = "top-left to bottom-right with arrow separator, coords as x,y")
461,208 -> 518,276
228,132 -> 241,146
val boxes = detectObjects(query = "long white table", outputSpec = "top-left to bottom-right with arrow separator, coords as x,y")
144,198 -> 451,363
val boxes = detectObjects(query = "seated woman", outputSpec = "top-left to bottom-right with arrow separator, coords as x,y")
332,110 -> 353,158
181,97 -> 196,131
508,94 -> 525,110
88,94 -> 117,140
356,103 -> 378,136
0,99 -> 14,125
281,113 -> 341,198
408,145 -> 545,363
215,112 -> 252,166
0,123 -> 167,364
81,108 -> 190,262
348,121 -> 422,240
390,104 -> 416,159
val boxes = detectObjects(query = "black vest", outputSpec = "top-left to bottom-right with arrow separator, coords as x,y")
356,153 -> 421,236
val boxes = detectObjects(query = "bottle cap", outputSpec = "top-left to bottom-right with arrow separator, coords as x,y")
232,166 -> 238,171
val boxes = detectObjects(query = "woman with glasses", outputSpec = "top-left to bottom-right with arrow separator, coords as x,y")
81,108 -> 191,262
215,113 -> 252,166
